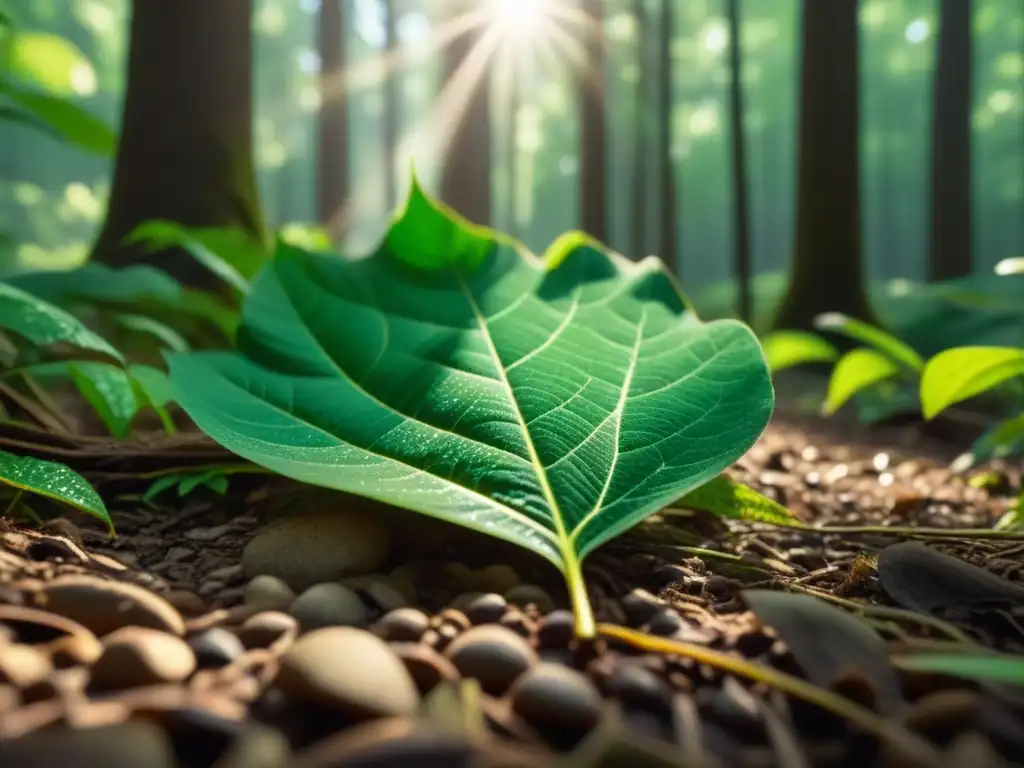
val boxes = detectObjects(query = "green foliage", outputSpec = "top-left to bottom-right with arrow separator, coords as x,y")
144,469 -> 230,502
995,257 -> 1024,276
823,349 -> 904,416
671,475 -> 794,526
0,449 -> 111,531
760,330 -> 839,372
920,346 -> 1024,420
814,313 -> 924,372
891,652 -> 1024,685
169,181 -> 774,638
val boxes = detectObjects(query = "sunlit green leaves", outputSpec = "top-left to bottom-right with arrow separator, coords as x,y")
671,475 -> 794,526
823,349 -> 902,416
814,313 -> 924,372
0,280 -> 122,362
4,31 -> 95,95
891,652 -> 1024,686
0,450 -> 111,531
0,83 -> 114,155
920,346 -> 1024,419
170,181 -> 774,637
995,257 -> 1024,276
760,330 -> 838,372
126,221 -> 256,294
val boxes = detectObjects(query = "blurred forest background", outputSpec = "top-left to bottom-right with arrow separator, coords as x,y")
0,0 -> 1021,329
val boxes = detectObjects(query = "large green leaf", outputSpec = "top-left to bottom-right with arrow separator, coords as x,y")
920,346 -> 1024,419
0,280 -> 122,362
823,348 -> 903,416
814,313 -> 925,372
0,82 -> 114,155
0,449 -> 112,531
169,180 -> 774,638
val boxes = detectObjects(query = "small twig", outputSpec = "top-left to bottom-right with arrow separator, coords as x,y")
3,489 -> 24,518
597,623 -> 943,766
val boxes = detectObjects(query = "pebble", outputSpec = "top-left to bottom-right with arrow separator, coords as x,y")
644,608 -> 684,637
471,564 -> 521,594
436,609 -> 471,633
607,662 -> 671,708
444,625 -> 537,696
364,579 -> 408,612
90,627 -> 196,690
505,584 -> 555,614
188,627 -> 246,668
464,593 -> 508,625
0,721 -> 176,768
290,583 -> 368,630
242,509 -> 391,592
620,588 -> 665,627
162,590 -> 207,617
510,663 -> 604,748
374,608 -> 431,643
389,642 -> 460,694
0,643 -> 52,688
537,610 -> 575,649
499,608 -> 536,639
238,611 -> 298,651
185,524 -> 234,542
277,627 -> 419,718
43,631 -> 103,668
243,575 -> 296,612
35,575 -> 186,637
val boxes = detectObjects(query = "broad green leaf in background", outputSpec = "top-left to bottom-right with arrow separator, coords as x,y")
129,364 -> 174,408
920,346 -> 1024,419
126,220 -> 263,291
0,280 -> 122,362
0,82 -> 114,155
19,360 -> 138,437
278,222 -> 334,252
995,257 -> 1024,276
814,313 -> 925,372
823,348 -> 903,416
5,31 -> 92,95
115,313 -> 191,353
169,179 -> 774,638
760,330 -> 838,373
0,449 -> 112,531
669,475 -> 795,526
891,653 -> 1024,685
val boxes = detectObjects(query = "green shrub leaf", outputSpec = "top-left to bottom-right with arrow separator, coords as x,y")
126,220 -> 253,295
169,182 -> 774,638
814,313 -> 924,372
995,257 -> 1024,276
672,475 -> 795,526
0,450 -> 111,531
823,348 -> 902,416
0,281 -> 122,362
761,330 -> 838,372
920,346 -> 1024,420
21,361 -> 138,437
0,82 -> 114,155
891,653 -> 1024,685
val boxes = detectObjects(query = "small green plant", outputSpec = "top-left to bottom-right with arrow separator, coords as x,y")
169,178 -> 783,639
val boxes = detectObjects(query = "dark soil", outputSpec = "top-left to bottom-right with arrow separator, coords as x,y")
0,413 -> 1022,767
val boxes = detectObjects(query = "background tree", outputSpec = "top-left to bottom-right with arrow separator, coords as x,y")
439,1 -> 491,225
656,0 -> 677,273
726,0 -> 751,322
89,0 -> 265,288
928,0 -> 973,280
383,0 -> 398,212
317,0 -> 347,240
629,0 -> 650,258
774,0 -> 876,331
578,0 -> 607,244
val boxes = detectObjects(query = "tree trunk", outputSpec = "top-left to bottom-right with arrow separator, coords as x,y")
928,0 -> 973,281
656,0 -> 677,274
90,0 -> 265,289
578,0 -> 608,244
774,0 -> 876,331
383,0 -> 398,211
440,2 -> 491,226
630,0 -> 649,258
317,0 -> 348,239
726,0 -> 752,321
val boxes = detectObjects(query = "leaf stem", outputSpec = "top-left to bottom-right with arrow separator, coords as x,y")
565,557 -> 596,640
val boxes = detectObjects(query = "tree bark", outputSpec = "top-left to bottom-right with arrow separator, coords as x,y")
629,0 -> 649,258
90,0 -> 265,289
440,2 -> 491,226
928,0 -> 973,280
317,0 -> 348,239
726,0 -> 751,321
656,0 -> 677,274
774,0 -> 876,331
578,0 -> 607,244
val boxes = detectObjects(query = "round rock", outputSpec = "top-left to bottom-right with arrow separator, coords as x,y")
537,610 -> 575,649
464,593 -> 508,625
243,575 -> 296,612
37,575 -> 185,637
290,583 -> 368,631
277,627 -> 419,718
374,608 -> 430,643
188,627 -> 246,668
238,611 -> 298,651
510,663 -> 604,748
504,584 -> 555,615
90,627 -> 196,690
444,625 -> 537,696
0,721 -> 175,768
242,510 -> 391,592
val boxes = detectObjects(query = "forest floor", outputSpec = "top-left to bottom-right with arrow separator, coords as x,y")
0,403 -> 1022,767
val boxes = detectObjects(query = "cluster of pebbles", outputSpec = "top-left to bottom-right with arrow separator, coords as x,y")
0,420 -> 1022,766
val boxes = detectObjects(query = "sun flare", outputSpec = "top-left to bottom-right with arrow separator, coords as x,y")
488,0 -> 549,41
